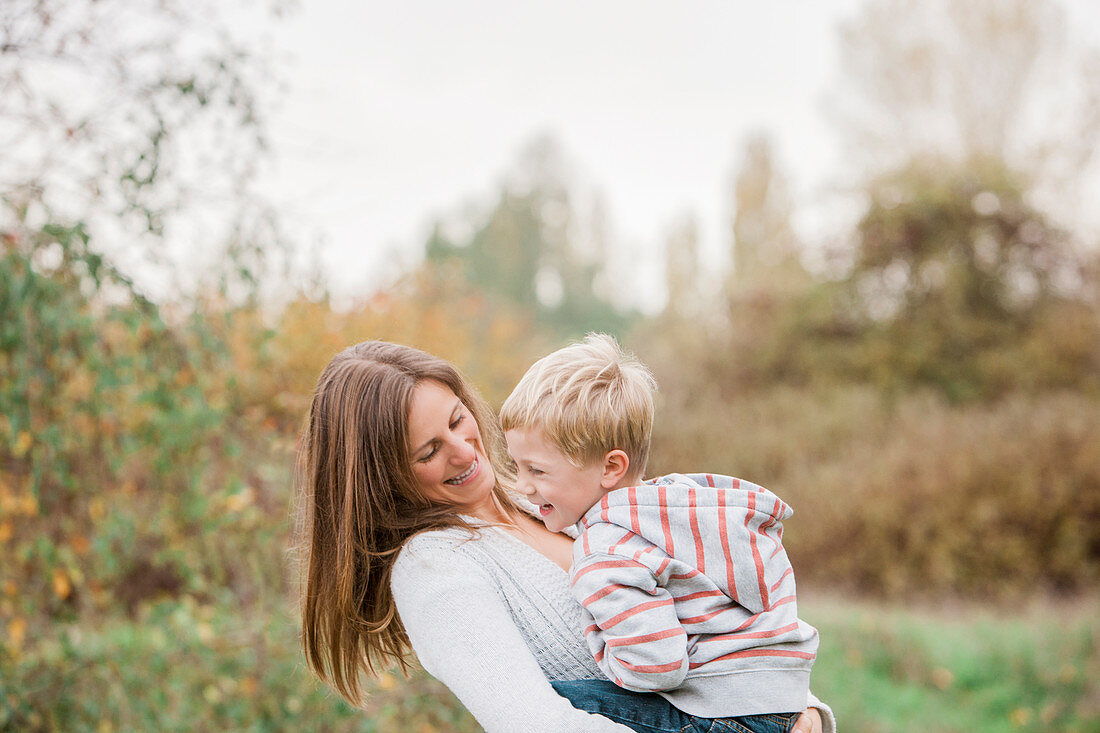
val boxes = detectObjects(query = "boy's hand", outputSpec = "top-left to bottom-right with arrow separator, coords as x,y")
791,706 -> 822,733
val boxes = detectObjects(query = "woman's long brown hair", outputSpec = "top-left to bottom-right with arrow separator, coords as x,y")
295,341 -> 519,707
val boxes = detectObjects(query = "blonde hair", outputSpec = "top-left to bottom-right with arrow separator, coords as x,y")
500,333 -> 656,477
296,341 -> 520,707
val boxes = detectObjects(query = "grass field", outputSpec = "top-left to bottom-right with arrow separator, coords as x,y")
6,593 -> 1097,732
802,593 -> 1100,733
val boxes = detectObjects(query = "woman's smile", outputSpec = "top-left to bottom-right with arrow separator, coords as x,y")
407,380 -> 496,515
445,458 -> 480,486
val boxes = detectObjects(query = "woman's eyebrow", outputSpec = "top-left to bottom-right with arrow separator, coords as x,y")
410,400 -> 464,455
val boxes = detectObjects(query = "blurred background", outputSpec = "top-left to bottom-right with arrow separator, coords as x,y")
2,0 -> 1098,731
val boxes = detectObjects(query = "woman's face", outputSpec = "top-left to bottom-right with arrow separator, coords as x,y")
406,379 -> 497,518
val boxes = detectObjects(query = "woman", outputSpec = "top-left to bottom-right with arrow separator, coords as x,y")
297,341 -> 832,732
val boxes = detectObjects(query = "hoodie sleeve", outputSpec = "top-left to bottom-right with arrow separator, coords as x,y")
571,549 -> 690,692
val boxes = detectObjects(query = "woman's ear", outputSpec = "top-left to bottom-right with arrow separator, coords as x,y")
600,449 -> 632,489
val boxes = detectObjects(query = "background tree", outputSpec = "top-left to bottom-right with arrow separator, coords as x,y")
728,133 -> 803,291
834,0 -> 1098,171
0,4 -> 285,722
0,0 -> 283,297
663,213 -> 701,321
426,136 -> 634,338
812,0 -> 1100,399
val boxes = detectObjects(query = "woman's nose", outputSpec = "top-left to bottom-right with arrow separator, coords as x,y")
447,437 -> 476,464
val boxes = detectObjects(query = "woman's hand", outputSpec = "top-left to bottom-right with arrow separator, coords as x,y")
791,706 -> 823,733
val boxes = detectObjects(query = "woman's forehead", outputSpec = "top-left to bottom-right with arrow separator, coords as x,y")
407,380 -> 462,434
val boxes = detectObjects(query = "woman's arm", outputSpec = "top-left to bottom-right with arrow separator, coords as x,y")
391,540 -> 636,733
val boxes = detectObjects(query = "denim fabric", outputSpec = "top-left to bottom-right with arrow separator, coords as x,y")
551,680 -> 799,733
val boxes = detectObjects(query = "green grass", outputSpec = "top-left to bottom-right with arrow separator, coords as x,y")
802,593 -> 1100,732
4,594 -> 1097,731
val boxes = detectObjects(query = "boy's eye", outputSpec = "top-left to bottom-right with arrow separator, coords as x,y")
528,467 -> 544,476
449,414 -> 465,430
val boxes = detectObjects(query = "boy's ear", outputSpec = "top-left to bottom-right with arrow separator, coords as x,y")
600,449 -> 631,489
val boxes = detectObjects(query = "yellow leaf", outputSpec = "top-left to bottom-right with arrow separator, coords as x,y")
52,568 -> 72,600
3,580 -> 16,596
12,432 -> 32,458
7,617 -> 26,650
0,521 -> 11,543
89,498 -> 107,521
20,494 -> 38,516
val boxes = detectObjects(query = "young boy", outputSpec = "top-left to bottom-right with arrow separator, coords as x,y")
500,334 -> 822,733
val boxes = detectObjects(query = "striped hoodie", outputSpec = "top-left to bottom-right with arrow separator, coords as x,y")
571,473 -> 819,718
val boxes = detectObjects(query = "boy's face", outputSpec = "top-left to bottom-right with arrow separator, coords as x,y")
505,427 -> 611,533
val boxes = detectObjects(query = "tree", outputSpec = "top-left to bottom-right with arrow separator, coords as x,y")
663,213 -> 700,320
834,0 -> 1100,198
0,0 -> 282,296
728,133 -> 804,290
426,136 -> 634,338
841,155 -> 1098,399
0,0 -> 284,653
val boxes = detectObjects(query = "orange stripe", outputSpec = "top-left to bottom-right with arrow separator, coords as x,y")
689,648 -> 815,669
770,568 -> 793,593
679,607 -> 730,625
669,568 -> 700,580
688,488 -> 705,574
699,622 -> 800,644
673,588 -> 726,603
629,486 -> 639,533
718,490 -> 737,602
655,558 -> 671,577
605,626 -> 685,647
610,529 -> 635,553
618,658 -> 685,674
658,485 -> 674,556
598,597 -> 675,629
573,557 -> 647,582
581,583 -> 633,606
746,491 -> 769,610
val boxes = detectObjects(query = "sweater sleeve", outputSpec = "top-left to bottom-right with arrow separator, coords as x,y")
807,690 -> 836,733
571,550 -> 690,692
391,539 -> 635,733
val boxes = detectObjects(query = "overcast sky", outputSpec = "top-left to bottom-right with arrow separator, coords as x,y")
251,0 -> 1099,308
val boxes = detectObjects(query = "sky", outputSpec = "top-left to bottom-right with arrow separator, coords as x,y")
250,0 -> 1100,309
254,0 -> 866,306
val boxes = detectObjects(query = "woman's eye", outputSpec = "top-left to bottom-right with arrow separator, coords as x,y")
449,414 -> 465,430
418,446 -> 439,463
529,467 -> 544,476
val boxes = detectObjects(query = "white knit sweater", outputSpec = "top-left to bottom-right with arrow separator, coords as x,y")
390,521 -> 835,733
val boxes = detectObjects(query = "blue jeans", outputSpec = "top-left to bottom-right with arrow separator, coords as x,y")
551,680 -> 799,733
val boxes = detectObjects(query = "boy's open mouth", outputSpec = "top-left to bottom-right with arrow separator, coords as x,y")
538,503 -> 553,516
